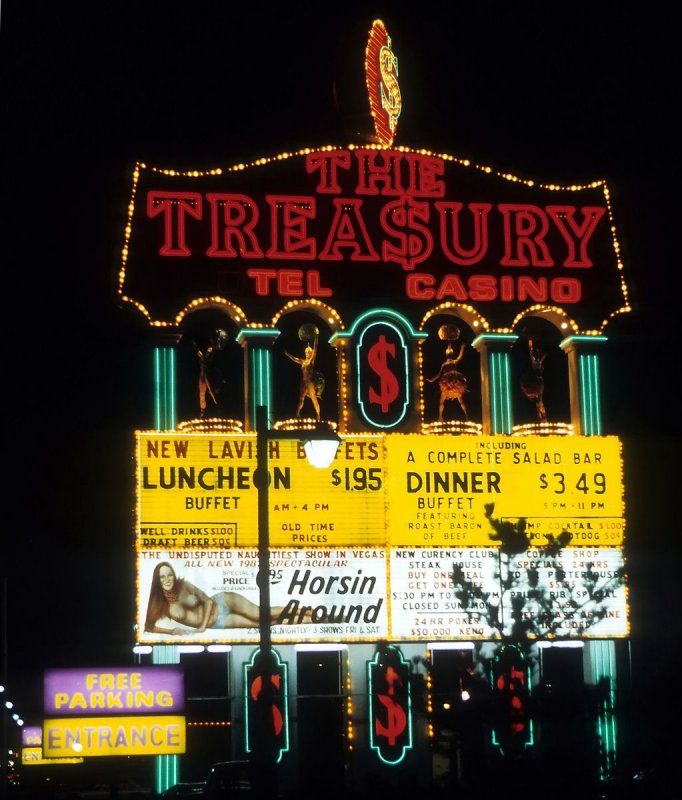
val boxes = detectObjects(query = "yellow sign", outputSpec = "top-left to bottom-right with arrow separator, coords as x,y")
22,747 -> 83,765
43,715 -> 186,757
137,432 -> 624,549
137,432 -> 386,548
386,435 -> 624,547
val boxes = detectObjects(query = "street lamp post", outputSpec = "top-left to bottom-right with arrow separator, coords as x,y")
251,405 -> 341,783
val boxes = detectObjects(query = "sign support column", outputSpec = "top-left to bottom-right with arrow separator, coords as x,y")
560,335 -> 608,435
152,331 -> 181,431
472,334 -> 518,434
237,328 -> 280,432
151,330 -> 181,793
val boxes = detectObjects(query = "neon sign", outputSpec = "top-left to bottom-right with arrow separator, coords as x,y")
43,715 -> 186,757
120,149 -> 626,331
365,20 -> 402,147
368,645 -> 413,764
244,648 -> 290,763
356,320 -> 410,428
44,667 -> 184,715
490,644 -> 534,754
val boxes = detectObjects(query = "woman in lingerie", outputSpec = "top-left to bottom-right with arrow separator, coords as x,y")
144,561 -> 293,635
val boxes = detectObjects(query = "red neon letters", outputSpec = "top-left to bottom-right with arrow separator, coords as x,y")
145,151 -> 606,304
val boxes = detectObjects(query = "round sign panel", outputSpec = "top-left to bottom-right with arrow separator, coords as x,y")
365,19 -> 402,147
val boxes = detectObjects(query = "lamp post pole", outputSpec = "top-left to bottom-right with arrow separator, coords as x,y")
252,403 -> 277,789
251,404 -> 340,782
256,404 -> 273,661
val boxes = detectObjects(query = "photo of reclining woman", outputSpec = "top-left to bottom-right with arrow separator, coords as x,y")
144,561 -> 303,635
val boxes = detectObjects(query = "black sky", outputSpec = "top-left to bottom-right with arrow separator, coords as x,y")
1,0 -> 679,762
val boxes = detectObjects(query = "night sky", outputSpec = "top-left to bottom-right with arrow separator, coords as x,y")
2,0 -> 679,770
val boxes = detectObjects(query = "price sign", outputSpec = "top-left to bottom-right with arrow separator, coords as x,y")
137,432 -> 386,548
385,435 -> 624,547
137,433 -> 624,550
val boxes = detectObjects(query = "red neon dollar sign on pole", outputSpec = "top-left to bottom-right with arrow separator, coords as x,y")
375,665 -> 408,745
490,644 -> 533,755
368,645 -> 413,765
245,649 -> 289,764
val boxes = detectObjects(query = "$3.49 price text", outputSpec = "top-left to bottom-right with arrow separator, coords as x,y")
539,472 -> 606,494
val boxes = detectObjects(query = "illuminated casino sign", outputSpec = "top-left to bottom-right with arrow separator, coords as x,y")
121,18 -> 631,651
386,434 -> 624,545
368,646 -> 412,764
136,432 -> 624,549
136,432 -> 627,644
119,148 -> 627,332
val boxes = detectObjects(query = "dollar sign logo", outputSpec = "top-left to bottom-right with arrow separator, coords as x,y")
539,473 -> 548,490
379,41 -> 401,134
381,197 -> 433,269
375,693 -> 407,745
368,335 -> 399,413
250,673 -> 284,736
365,21 -> 402,147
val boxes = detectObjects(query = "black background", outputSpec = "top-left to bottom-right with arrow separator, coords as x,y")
1,0 -> 679,777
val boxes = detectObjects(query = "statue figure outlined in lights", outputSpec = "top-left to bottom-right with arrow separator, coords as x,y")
285,324 -> 324,421
520,337 -> 547,422
426,324 -> 469,421
194,329 -> 229,418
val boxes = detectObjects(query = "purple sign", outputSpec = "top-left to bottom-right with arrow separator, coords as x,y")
44,666 -> 184,715
22,726 -> 42,746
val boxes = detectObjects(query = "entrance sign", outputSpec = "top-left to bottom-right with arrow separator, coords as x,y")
22,748 -> 84,766
43,715 -> 186,757
21,727 -> 85,766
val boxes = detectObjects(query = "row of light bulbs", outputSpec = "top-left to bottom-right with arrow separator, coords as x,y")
0,684 -> 24,726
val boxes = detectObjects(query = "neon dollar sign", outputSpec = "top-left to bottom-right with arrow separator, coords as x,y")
379,38 -> 401,133
250,673 -> 284,735
375,665 -> 407,745
368,334 -> 399,413
381,197 -> 432,270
